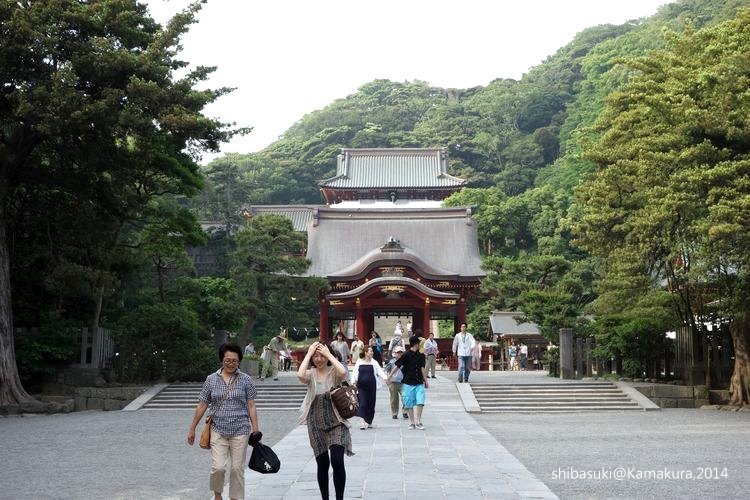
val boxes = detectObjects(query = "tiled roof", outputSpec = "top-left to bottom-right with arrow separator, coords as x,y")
319,148 -> 466,189
302,206 -> 484,278
242,205 -> 321,232
489,311 -> 542,336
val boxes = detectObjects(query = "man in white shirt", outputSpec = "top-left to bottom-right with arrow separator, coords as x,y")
452,323 -> 475,383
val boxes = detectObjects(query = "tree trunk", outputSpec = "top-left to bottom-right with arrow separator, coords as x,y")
238,313 -> 256,350
0,208 -> 32,405
728,311 -> 750,406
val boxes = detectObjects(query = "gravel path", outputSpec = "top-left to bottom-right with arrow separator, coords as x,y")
0,409 -> 301,499
474,408 -> 750,499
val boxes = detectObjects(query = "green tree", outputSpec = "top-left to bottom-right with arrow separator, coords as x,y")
175,276 -> 245,334
229,214 -> 324,346
138,199 -> 207,302
575,11 -> 750,404
0,1 -> 239,404
112,302 -> 212,382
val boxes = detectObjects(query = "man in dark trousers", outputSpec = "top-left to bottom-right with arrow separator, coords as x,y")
387,333 -> 429,430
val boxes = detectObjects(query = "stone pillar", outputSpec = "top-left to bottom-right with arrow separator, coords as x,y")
319,298 -> 329,342
559,328 -> 574,379
585,337 -> 594,377
422,298 -> 431,337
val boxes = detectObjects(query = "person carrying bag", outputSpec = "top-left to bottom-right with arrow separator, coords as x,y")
187,343 -> 261,500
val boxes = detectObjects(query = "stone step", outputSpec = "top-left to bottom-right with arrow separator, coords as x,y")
140,383 -> 306,410
142,402 -> 303,409
472,384 -> 621,388
472,388 -> 622,396
478,400 -> 639,407
481,406 -> 643,412
475,397 -> 633,403
470,383 -> 617,387
158,389 -> 305,396
470,382 -> 645,412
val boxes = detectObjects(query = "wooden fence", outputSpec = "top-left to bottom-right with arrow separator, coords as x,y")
79,327 -> 115,369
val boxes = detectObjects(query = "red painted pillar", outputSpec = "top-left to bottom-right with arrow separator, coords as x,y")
319,297 -> 329,342
422,298 -> 431,337
355,298 -> 366,341
455,296 -> 467,332
366,312 -> 375,338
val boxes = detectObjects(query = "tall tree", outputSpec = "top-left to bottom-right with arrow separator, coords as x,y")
0,1 -> 238,405
575,11 -> 750,405
229,214 -> 323,346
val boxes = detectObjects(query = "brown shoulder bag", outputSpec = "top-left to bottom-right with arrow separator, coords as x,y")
199,375 -> 237,449
329,381 -> 359,419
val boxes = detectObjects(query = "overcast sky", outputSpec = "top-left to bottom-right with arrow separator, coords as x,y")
145,0 -> 673,162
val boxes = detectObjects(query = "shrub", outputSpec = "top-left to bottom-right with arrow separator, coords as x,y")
543,346 -> 560,377
112,303 -> 208,382
15,313 -> 79,386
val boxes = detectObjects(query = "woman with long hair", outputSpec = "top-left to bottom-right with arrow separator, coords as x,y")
297,341 -> 353,500
330,331 -> 350,365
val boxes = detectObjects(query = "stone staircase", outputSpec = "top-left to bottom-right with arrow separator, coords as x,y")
140,383 -> 306,410
471,381 -> 643,412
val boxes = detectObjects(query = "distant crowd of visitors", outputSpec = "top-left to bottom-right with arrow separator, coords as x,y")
187,320 -> 511,500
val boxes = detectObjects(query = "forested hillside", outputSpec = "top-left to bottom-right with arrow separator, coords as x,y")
195,0 -> 750,402
196,0 -> 748,212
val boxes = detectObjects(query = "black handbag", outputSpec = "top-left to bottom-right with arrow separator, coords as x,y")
248,432 -> 280,474
329,381 -> 359,419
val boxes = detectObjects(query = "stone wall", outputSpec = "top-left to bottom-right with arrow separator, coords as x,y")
74,386 -> 148,411
634,384 -> 709,408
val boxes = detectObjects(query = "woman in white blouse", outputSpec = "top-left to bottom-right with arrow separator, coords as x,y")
351,347 -> 387,429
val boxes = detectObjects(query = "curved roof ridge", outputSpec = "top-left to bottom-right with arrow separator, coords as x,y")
327,276 -> 460,299
328,243 -> 458,280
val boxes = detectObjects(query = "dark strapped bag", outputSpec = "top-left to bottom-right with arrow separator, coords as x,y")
329,381 -> 359,419
248,432 -> 280,474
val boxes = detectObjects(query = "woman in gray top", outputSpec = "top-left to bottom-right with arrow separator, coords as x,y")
330,332 -> 350,364
297,342 -> 352,500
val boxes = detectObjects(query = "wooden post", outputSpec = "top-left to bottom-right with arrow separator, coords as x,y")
455,297 -> 467,333
355,298 -> 366,343
423,298 -> 431,337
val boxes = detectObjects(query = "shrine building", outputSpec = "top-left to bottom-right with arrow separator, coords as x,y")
246,148 -> 485,342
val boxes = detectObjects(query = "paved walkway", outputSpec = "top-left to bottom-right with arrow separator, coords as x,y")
228,372 -> 557,499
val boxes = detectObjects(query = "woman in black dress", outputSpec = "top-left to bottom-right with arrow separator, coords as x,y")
351,347 -> 387,429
